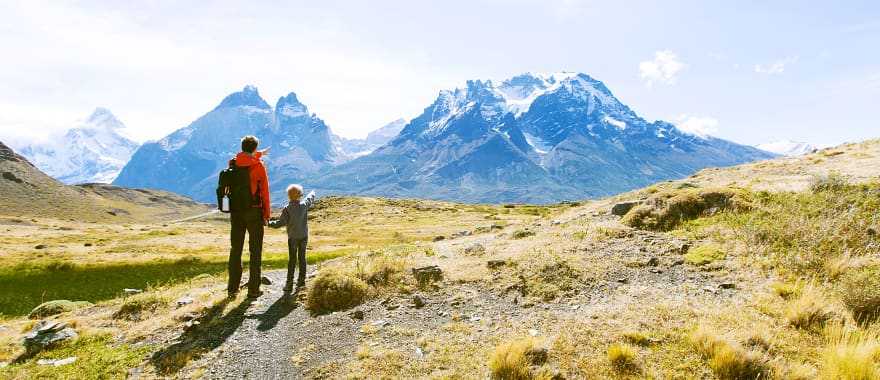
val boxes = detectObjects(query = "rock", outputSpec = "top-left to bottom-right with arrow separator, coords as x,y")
524,346 -> 548,365
84,243 -> 93,247
123,288 -> 143,296
23,321 -> 78,355
179,312 -> 199,322
37,357 -> 77,366
646,257 -> 660,266
616,278 -> 629,284
650,268 -> 663,274
350,310 -> 365,320
34,244 -> 47,250
679,243 -> 691,254
412,265 -> 443,286
464,243 -> 486,256
260,276 -> 272,285
551,220 -> 562,226
412,295 -> 426,309
28,300 -> 93,319
611,201 -> 642,216
672,259 -> 685,266
451,230 -> 472,238
720,282 -> 736,289
385,303 -> 399,311
487,259 -> 506,269
432,235 -> 446,242
702,286 -> 718,294
176,297 -> 194,307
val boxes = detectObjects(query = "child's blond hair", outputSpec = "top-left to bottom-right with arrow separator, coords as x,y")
287,184 -> 303,200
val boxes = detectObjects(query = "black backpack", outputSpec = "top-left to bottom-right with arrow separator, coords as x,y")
216,159 -> 259,213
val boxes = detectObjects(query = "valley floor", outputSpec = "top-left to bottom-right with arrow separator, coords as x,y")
0,139 -> 878,379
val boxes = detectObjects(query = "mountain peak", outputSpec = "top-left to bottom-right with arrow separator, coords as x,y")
83,107 -> 125,130
215,85 -> 270,110
276,92 -> 309,119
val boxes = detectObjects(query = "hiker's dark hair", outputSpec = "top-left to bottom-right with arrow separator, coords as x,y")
241,135 -> 259,153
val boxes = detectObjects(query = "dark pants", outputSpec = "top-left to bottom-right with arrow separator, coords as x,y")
287,238 -> 307,288
229,208 -> 264,295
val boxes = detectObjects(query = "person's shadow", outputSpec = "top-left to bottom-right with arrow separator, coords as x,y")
255,293 -> 299,331
149,297 -> 254,375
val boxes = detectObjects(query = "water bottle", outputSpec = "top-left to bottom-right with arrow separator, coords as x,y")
222,195 -> 230,212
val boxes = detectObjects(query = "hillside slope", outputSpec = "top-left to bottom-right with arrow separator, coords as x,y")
0,141 -> 209,223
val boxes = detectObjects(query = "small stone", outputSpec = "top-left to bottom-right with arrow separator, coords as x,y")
350,310 -> 364,320
719,282 -> 736,289
616,278 -> 629,284
650,268 -> 663,274
412,265 -> 443,286
672,259 -> 685,266
487,259 -> 506,269
570,305 -> 580,311
84,243 -> 93,247
176,297 -> 194,307
37,357 -> 77,366
123,288 -> 143,295
34,244 -> 47,250
412,295 -> 426,309
385,303 -> 399,311
23,321 -> 78,355
469,316 -> 482,322
432,235 -> 446,242
260,276 -> 272,285
551,220 -> 562,226
703,286 -> 718,294
679,243 -> 691,254
646,257 -> 660,266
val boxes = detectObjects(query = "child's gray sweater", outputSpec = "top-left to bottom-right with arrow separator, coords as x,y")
268,191 -> 315,240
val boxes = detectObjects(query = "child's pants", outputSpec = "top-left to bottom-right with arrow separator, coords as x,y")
287,238 -> 307,287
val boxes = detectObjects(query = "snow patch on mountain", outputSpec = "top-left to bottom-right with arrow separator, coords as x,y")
756,140 -> 816,156
15,108 -> 140,184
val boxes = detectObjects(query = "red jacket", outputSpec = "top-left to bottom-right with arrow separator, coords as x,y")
234,152 -> 271,220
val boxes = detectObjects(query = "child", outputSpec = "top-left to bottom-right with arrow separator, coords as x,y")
269,184 -> 316,292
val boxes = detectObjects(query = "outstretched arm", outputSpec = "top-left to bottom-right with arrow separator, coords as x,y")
269,207 -> 289,228
304,190 -> 316,208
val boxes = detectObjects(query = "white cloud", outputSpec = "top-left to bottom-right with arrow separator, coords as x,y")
754,56 -> 798,75
639,50 -> 685,86
674,114 -> 719,138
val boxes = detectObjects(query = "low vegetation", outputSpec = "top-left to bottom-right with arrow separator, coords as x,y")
607,343 -> 639,373
621,188 -> 748,231
488,337 -> 550,380
683,243 -> 726,266
306,269 -> 369,314
689,327 -> 769,380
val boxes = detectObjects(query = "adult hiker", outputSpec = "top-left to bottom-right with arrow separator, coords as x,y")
219,135 -> 271,298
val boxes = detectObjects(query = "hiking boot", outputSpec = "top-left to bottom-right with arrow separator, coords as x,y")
246,290 -> 263,299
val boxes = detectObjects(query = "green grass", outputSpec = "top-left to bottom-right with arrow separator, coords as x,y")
684,244 -> 726,266
0,249 -> 349,317
0,334 -> 152,379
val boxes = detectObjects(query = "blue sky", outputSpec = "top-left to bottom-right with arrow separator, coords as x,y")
0,0 -> 877,146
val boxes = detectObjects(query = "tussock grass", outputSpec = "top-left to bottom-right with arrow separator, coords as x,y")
689,326 -> 770,380
839,264 -> 880,324
820,326 -> 880,380
113,293 -> 168,320
488,337 -> 549,380
306,269 -> 369,314
607,343 -> 639,373
354,254 -> 407,287
513,251 -> 585,301
785,286 -> 840,331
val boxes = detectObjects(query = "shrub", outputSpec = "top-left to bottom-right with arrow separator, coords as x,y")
810,172 -> 848,193
622,331 -> 653,347
306,269 -> 369,314
684,243 -> 726,266
355,255 -> 406,286
839,265 -> 880,324
607,343 -> 639,373
113,294 -> 167,320
488,337 -> 548,380
622,188 -> 747,231
512,229 -> 536,239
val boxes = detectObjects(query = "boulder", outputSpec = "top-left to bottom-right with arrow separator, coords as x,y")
611,201 -> 642,216
23,321 -> 78,355
28,300 -> 93,319
260,276 -> 272,285
412,295 -> 426,308
412,266 -> 443,286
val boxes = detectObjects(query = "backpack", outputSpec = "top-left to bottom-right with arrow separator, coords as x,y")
216,159 -> 260,213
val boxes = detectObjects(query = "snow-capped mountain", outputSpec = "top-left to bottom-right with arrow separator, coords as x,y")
114,86 -> 354,202
335,118 -> 407,158
316,72 -> 774,203
15,108 -> 140,184
756,140 -> 816,156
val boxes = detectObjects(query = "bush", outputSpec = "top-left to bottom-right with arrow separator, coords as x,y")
512,229 -> 536,239
355,255 -> 406,286
684,243 -> 726,266
810,172 -> 848,193
839,265 -> 880,324
622,331 -> 653,347
306,269 -> 369,314
622,188 -> 748,231
607,343 -> 639,373
488,337 -> 548,380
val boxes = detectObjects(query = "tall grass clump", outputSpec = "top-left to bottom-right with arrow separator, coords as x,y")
306,269 -> 369,315
607,343 -> 640,373
621,188 -> 748,231
820,326 -> 880,380
839,264 -> 880,324
488,337 -> 550,380
689,326 -> 770,380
